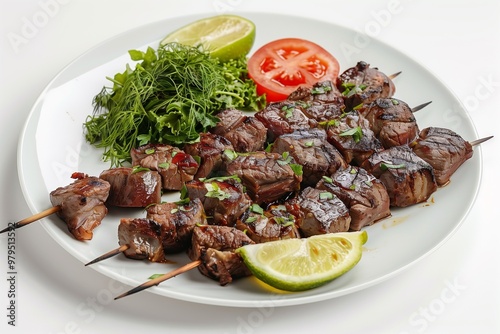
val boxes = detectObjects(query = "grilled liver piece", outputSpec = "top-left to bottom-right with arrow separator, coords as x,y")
188,225 -> 254,286
131,143 -> 198,191
316,166 -> 391,230
49,173 -> 110,241
410,127 -> 473,186
361,145 -> 437,207
100,167 -> 162,207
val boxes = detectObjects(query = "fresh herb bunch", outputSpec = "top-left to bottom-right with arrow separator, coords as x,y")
84,43 -> 265,166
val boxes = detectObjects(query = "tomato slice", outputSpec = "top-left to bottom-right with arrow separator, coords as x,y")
247,38 -> 340,102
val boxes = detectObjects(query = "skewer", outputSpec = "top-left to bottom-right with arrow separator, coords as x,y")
388,71 -> 402,80
114,260 -> 202,300
85,244 -> 130,266
470,135 -> 493,147
0,205 -> 61,234
411,101 -> 432,113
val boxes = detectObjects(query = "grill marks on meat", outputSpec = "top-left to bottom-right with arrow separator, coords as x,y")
184,178 -> 252,226
100,167 -> 162,207
130,144 -> 199,191
337,61 -> 396,108
316,166 -> 391,231
211,109 -> 267,152
322,111 -> 383,165
184,133 -> 234,179
361,145 -> 437,207
255,101 -> 313,142
188,225 -> 254,285
410,127 -> 473,186
145,198 -> 206,253
359,98 -> 419,148
235,204 -> 300,243
286,187 -> 350,237
49,174 -> 110,241
271,128 -> 347,187
287,81 -> 346,122
223,151 -> 302,205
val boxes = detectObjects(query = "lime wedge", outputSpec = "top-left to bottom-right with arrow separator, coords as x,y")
160,15 -> 256,61
236,231 -> 368,291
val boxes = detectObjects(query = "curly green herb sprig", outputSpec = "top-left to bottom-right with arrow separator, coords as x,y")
84,43 -> 265,166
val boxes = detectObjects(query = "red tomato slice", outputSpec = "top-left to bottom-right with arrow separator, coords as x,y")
247,38 -> 340,102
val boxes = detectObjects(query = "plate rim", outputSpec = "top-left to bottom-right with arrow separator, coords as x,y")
16,11 -> 483,308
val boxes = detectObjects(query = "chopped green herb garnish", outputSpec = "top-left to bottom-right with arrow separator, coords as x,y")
250,203 -> 264,215
304,140 -> 314,147
158,162 -> 170,169
319,192 -> 334,200
204,182 -> 231,200
311,84 -> 332,95
199,174 -> 241,183
148,274 -> 163,279
281,104 -> 295,118
131,165 -> 150,174
339,126 -> 363,143
290,163 -> 303,177
322,176 -> 333,184
380,163 -> 406,171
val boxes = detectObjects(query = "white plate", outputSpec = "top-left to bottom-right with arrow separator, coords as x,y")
18,12 -> 481,307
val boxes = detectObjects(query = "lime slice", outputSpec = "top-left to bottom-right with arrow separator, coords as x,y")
160,15 -> 256,61
236,231 -> 368,291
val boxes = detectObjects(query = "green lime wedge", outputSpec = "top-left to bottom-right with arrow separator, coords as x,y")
160,15 -> 256,62
237,231 -> 368,291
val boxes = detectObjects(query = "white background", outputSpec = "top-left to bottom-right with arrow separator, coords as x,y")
1,0 -> 499,333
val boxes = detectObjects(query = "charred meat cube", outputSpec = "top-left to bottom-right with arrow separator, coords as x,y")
146,198 -> 206,253
183,132 -> 234,179
316,166 -> 391,231
184,176 -> 252,226
117,218 -> 171,263
359,98 -> 419,148
188,225 -> 255,286
337,61 -> 396,108
410,127 -> 473,186
99,167 -> 162,207
322,111 -> 383,165
131,144 -> 198,191
255,101 -> 313,142
360,145 -> 437,207
223,151 -> 303,205
271,128 -> 348,187
49,173 -> 110,241
287,81 -> 346,122
235,204 -> 301,243
211,109 -> 267,152
288,80 -> 345,104
286,187 -> 350,237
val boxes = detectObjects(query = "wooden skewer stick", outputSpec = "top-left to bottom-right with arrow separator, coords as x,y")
470,135 -> 493,146
85,244 -> 130,266
114,260 -> 202,300
0,205 -> 61,234
388,71 -> 402,80
411,101 -> 432,113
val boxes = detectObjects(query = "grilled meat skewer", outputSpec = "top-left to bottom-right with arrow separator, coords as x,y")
337,61 -> 397,108
85,199 -> 206,265
100,167 -> 162,208
316,166 -> 391,231
49,172 -> 111,241
235,204 -> 301,243
361,145 -> 438,207
410,128 -> 491,186
130,143 -> 199,191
